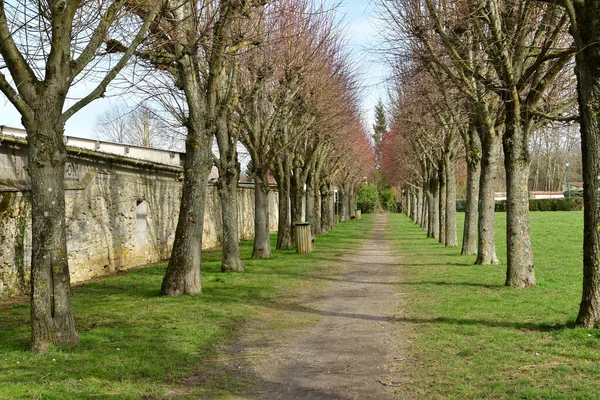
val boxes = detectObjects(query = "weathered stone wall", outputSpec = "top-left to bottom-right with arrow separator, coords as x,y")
0,136 -> 278,299
0,191 -> 30,297
202,184 -> 279,249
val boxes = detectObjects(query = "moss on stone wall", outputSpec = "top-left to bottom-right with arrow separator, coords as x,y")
14,214 -> 27,292
0,192 -> 12,215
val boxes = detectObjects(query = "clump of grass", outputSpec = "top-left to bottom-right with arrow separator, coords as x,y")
388,212 -> 600,399
0,216 -> 374,399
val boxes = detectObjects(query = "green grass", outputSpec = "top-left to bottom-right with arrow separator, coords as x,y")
0,216 -> 374,399
387,211 -> 599,399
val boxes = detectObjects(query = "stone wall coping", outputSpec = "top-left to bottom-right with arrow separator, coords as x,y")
1,126 -> 278,190
0,130 -> 183,175
0,125 -> 184,168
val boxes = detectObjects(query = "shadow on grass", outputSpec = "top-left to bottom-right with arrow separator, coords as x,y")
402,262 -> 475,267
213,295 -> 569,333
398,280 -> 503,289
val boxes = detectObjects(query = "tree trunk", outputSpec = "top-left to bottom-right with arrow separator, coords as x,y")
306,173 -> 315,239
274,164 -> 292,249
217,159 -> 246,272
426,189 -> 434,237
427,174 -> 439,239
340,190 -> 349,222
420,185 -> 427,229
413,189 -> 423,224
252,170 -> 271,258
445,154 -> 458,247
407,188 -> 412,219
290,175 -> 305,244
312,178 -> 322,237
572,3 -> 600,326
475,132 -> 500,265
438,165 -> 447,245
161,57 -> 210,296
27,118 -> 79,353
349,186 -> 356,219
320,183 -> 330,233
409,189 -> 414,220
161,127 -> 210,296
503,113 -> 535,287
327,183 -> 335,230
462,126 -> 481,255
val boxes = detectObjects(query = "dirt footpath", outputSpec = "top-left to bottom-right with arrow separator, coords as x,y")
247,214 -> 409,399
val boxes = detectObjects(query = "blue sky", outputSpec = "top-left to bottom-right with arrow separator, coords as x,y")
332,0 -> 389,131
0,0 -> 388,139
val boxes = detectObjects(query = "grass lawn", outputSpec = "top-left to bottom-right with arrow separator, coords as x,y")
0,216 -> 374,399
388,211 -> 599,399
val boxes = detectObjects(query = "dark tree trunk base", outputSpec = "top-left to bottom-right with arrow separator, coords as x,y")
221,259 -> 246,272
161,261 -> 202,296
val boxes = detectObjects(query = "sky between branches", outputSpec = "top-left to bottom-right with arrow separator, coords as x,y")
0,0 -> 387,140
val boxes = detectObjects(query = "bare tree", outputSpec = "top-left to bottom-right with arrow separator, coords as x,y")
0,0 -> 164,352
94,103 -> 172,148
95,106 -> 129,143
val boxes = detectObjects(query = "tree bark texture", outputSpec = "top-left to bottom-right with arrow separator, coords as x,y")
412,189 -> 423,224
420,185 -> 427,229
305,175 -> 315,239
28,120 -> 79,353
475,132 -> 500,265
410,189 -> 416,221
503,113 -> 535,287
445,155 -> 458,248
321,182 -> 335,232
406,189 -> 412,220
427,175 -> 439,239
426,188 -> 434,237
274,163 -> 292,249
290,176 -> 304,244
349,187 -> 356,219
438,166 -> 447,245
161,126 -> 210,296
217,161 -> 246,272
573,1 -> 600,327
462,126 -> 482,255
340,190 -> 349,222
252,171 -> 271,259
161,58 -> 210,296
312,180 -> 322,237
320,183 -> 331,233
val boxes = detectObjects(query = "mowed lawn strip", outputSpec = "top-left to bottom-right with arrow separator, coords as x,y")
387,212 -> 600,399
0,215 -> 374,399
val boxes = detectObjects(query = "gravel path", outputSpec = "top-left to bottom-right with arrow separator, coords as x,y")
250,214 -> 409,399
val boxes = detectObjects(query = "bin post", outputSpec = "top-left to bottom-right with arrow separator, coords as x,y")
355,210 -> 362,219
295,222 -> 312,254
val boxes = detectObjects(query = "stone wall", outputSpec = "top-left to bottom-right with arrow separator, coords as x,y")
0,135 -> 278,299
202,184 -> 279,249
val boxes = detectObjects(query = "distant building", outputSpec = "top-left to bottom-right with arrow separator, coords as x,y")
494,191 -> 565,201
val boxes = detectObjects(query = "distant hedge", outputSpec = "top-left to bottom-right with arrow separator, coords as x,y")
357,201 -> 374,214
564,189 -> 583,198
457,198 -> 583,212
